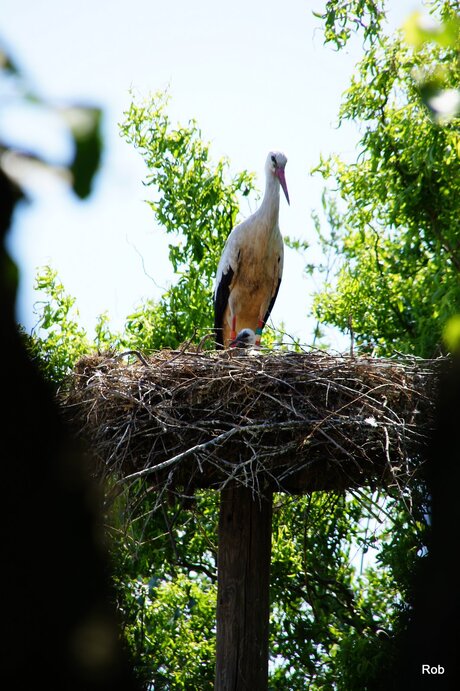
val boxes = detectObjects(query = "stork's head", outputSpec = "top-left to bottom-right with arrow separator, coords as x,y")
267,151 -> 290,205
230,328 -> 257,348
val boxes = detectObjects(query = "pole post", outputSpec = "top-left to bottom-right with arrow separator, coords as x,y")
215,483 -> 273,691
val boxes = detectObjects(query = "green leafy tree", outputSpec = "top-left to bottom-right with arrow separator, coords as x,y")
312,1 -> 460,357
119,91 -> 256,350
315,0 -> 385,49
110,490 -> 219,689
25,267 -> 94,383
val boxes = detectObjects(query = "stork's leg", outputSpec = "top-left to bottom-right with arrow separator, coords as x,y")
230,315 -> 237,343
255,318 -> 264,346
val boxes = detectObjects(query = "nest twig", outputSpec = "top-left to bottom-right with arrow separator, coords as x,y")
60,349 -> 443,504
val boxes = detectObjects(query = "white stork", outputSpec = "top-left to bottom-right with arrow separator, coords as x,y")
214,151 -> 289,348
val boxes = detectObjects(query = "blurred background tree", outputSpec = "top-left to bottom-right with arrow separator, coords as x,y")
1,42 -> 145,689
1,39 -> 102,318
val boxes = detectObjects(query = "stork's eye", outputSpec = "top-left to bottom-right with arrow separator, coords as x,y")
271,154 -> 277,166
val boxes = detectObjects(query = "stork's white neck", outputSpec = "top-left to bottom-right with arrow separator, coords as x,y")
257,170 -> 280,226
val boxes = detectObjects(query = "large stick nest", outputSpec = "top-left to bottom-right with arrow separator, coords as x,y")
60,349 -> 443,501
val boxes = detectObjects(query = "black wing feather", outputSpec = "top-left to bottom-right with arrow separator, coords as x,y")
262,277 -> 282,328
213,266 -> 234,349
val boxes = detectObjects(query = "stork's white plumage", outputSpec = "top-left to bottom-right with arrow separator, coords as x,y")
214,151 -> 289,348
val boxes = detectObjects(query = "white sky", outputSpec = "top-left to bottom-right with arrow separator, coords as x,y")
1,0 -> 420,347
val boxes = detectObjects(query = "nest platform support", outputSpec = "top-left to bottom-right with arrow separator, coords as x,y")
216,484 -> 273,691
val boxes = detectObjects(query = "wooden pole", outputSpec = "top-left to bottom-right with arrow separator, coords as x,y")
215,484 -> 273,691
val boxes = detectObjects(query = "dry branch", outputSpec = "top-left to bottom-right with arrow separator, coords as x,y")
60,349 -> 443,500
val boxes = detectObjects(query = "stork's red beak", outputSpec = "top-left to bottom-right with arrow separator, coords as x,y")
276,168 -> 290,205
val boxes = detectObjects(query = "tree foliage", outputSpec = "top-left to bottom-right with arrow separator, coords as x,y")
119,91 -> 256,349
314,0 -> 385,49
312,1 -> 460,357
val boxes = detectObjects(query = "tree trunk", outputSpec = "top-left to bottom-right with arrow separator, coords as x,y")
215,483 -> 273,691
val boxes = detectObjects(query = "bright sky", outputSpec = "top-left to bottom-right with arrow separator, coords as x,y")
1,0 -> 420,348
